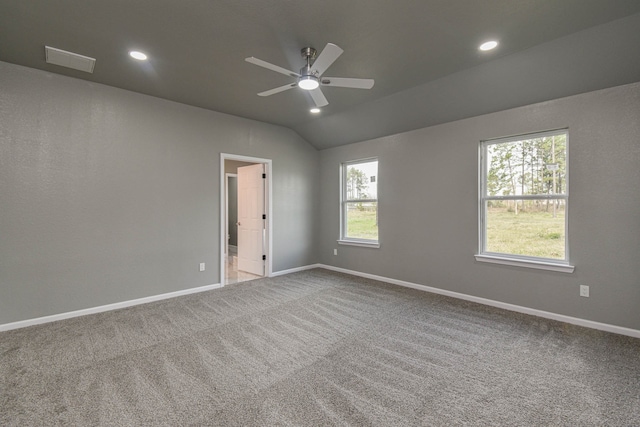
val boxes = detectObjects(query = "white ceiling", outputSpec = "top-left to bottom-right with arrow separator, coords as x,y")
1,0 -> 640,149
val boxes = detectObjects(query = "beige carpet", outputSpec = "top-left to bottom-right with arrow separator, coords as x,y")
1,269 -> 639,426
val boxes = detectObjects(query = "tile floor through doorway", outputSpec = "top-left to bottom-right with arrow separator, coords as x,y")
225,246 -> 262,285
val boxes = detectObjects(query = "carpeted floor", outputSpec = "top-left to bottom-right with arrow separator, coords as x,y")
1,268 -> 639,426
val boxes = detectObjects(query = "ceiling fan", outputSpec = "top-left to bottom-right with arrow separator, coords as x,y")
245,43 -> 374,108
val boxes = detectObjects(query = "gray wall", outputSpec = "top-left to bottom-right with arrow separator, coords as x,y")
319,82 -> 640,331
0,61 -> 319,324
3,57 -> 639,331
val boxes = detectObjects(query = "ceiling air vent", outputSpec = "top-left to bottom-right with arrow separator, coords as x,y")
45,46 -> 96,73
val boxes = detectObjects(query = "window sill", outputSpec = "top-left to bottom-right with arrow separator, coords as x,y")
474,254 -> 574,273
338,240 -> 380,249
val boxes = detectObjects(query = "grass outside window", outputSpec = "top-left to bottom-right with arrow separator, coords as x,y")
485,203 -> 565,259
345,204 -> 378,241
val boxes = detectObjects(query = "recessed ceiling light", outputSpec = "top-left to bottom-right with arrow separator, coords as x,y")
310,108 -> 321,114
479,41 -> 498,51
129,51 -> 148,61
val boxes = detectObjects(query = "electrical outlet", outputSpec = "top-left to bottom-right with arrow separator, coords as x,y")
580,285 -> 589,298
199,262 -> 205,272
333,249 -> 338,256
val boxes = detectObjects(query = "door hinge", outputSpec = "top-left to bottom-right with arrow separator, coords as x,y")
262,255 -> 266,261
262,214 -> 266,220
262,173 -> 266,179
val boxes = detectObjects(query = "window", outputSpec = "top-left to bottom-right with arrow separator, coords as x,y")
340,158 -> 379,247
478,129 -> 573,272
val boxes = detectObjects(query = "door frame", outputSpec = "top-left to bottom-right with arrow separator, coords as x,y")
220,153 -> 272,286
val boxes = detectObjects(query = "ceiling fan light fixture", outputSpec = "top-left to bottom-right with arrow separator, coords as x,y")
298,75 -> 319,90
246,43 -> 374,106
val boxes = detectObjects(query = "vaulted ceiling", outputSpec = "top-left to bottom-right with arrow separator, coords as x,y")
2,1 -> 640,149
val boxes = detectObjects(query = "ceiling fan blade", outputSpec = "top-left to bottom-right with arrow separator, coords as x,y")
321,77 -> 375,89
309,88 -> 329,107
258,83 -> 297,97
245,57 -> 300,78
311,43 -> 344,75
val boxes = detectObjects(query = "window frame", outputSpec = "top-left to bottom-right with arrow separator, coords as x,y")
476,129 -> 574,273
338,157 -> 380,248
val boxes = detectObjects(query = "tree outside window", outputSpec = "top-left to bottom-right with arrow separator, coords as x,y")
481,130 -> 568,261
341,159 -> 378,243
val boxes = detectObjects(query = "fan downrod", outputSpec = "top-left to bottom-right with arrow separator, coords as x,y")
299,47 -> 318,78
300,47 -> 317,60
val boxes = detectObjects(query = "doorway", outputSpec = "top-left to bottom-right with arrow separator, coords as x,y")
220,154 -> 272,286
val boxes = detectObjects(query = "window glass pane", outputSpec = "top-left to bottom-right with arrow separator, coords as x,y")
345,201 -> 378,240
345,161 -> 377,200
485,199 -> 565,259
486,133 -> 566,197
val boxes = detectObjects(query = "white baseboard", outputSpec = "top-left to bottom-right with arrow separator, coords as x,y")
0,283 -> 222,332
318,264 -> 640,339
3,263 -> 638,339
271,263 -> 322,277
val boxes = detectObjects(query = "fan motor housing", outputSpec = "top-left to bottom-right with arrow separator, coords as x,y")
299,64 -> 317,77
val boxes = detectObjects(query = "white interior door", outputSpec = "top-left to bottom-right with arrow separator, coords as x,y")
237,163 -> 265,276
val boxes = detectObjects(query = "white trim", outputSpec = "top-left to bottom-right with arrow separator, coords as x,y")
220,154 -> 273,287
3,265 -> 637,339
481,128 -> 570,145
0,283 -> 221,332
0,263 -> 321,331
484,194 -> 568,201
479,129 -> 570,264
474,254 -> 575,273
337,240 -> 380,248
271,264 -> 322,277
317,264 -> 639,339
341,157 -> 379,245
